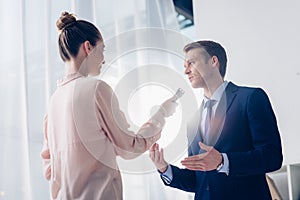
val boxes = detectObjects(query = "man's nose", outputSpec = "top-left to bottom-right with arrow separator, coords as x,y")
184,67 -> 190,74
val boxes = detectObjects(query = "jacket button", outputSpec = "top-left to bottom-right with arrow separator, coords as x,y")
206,185 -> 209,191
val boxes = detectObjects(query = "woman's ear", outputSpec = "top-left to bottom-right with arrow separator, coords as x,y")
83,41 -> 91,56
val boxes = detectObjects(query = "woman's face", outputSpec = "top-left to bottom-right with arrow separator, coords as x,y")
86,40 -> 105,76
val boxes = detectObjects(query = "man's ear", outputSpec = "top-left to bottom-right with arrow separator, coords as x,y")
82,41 -> 91,56
211,55 -> 219,67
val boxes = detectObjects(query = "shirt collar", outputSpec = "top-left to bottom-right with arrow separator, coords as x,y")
203,81 -> 228,103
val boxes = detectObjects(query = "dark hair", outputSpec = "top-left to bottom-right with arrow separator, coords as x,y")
56,12 -> 102,62
183,40 -> 227,78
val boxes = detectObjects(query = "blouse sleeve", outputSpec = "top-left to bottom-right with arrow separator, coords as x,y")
94,81 -> 165,159
40,114 -> 51,180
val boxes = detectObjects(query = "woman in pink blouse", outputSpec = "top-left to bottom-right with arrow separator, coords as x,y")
41,12 -> 178,200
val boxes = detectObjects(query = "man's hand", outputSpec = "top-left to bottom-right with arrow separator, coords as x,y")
149,143 -> 168,173
181,142 -> 222,171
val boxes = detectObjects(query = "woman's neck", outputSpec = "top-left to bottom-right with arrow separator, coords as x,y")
64,59 -> 87,76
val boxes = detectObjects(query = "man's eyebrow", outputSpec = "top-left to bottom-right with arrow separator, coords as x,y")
185,58 -> 193,63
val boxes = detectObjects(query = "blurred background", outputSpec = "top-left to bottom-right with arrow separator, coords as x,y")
0,0 -> 300,199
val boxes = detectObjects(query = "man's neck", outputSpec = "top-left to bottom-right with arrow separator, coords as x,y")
203,77 -> 224,99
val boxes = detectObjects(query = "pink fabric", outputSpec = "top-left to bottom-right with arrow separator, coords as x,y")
41,73 -> 163,200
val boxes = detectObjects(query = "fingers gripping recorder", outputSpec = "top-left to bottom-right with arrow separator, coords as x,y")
173,88 -> 185,102
150,88 -> 185,129
160,88 -> 185,116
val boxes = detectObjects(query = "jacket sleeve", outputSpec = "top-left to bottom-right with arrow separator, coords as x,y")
161,133 -> 197,192
163,165 -> 197,193
94,80 -> 164,159
40,114 -> 51,180
227,88 -> 283,176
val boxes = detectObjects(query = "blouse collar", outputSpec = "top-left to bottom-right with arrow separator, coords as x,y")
57,72 -> 85,87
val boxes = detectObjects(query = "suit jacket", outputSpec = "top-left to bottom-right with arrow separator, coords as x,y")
163,82 -> 283,200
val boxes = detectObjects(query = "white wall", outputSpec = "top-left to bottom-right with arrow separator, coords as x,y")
193,0 -> 300,165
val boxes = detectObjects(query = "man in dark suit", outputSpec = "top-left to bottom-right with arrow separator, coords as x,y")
149,40 -> 283,200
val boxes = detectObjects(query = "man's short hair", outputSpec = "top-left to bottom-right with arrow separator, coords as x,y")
183,40 -> 227,78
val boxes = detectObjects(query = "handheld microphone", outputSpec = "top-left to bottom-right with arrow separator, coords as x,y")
172,88 -> 185,102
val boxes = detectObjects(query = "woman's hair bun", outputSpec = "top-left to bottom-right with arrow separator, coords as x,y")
56,11 -> 76,31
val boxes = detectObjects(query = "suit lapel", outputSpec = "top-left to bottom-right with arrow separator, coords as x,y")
213,82 -> 238,147
224,82 -> 238,113
187,101 -> 204,155
187,82 -> 239,153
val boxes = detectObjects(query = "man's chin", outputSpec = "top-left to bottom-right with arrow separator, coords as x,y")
191,83 -> 199,88
89,70 -> 101,76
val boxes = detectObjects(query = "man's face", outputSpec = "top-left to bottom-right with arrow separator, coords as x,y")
184,48 -> 211,88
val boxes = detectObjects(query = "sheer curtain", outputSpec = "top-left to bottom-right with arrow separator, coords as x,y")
0,0 -> 195,199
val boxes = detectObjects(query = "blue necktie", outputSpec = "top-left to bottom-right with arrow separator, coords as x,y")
204,100 -> 215,141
